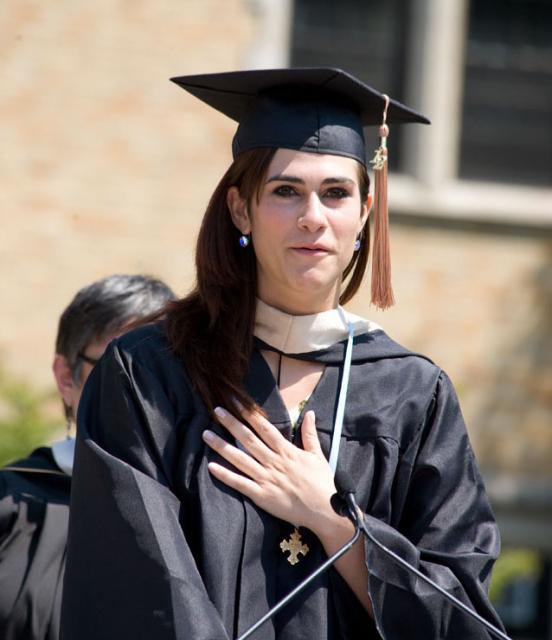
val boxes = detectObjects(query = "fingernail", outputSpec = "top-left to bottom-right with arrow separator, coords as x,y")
214,406 -> 227,419
203,429 -> 215,442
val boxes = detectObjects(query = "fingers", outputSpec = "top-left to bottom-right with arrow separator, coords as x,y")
301,410 -> 324,457
202,428 -> 266,478
206,459 -> 261,502
217,405 -> 287,455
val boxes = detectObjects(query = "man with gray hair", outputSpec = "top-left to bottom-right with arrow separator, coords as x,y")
0,274 -> 175,640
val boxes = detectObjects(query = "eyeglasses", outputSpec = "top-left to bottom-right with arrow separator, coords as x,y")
77,352 -> 100,366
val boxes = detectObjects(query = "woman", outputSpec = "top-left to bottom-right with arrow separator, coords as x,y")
62,69 -> 504,639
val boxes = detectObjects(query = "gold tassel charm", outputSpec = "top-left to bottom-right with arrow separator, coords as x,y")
370,144 -> 387,171
280,527 -> 309,565
370,94 -> 395,310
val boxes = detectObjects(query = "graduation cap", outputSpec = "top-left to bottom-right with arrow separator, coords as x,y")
170,67 -> 430,310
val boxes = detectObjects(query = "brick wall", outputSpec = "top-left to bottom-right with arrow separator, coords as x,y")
1,0 -> 254,381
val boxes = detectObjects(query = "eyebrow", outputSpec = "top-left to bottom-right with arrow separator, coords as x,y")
266,174 -> 356,186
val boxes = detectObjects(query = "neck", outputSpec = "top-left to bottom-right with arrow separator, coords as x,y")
257,286 -> 340,317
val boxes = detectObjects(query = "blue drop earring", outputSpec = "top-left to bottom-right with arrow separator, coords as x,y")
239,234 -> 250,248
353,237 -> 361,252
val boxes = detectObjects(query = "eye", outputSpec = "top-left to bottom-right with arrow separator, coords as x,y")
323,187 -> 351,200
272,184 -> 298,198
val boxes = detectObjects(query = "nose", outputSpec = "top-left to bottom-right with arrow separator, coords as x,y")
298,193 -> 327,232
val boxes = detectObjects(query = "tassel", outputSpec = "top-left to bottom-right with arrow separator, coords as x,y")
370,94 -> 395,310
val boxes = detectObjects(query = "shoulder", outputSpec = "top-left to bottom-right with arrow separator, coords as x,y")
365,330 -> 470,441
347,326 -> 456,441
1,447 -> 70,527
102,321 -> 185,382
353,325 -> 442,386
85,321 -> 198,416
1,446 -> 63,478
112,321 -> 173,362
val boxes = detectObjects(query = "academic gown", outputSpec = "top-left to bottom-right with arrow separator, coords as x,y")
61,322 -> 504,639
0,447 -> 71,640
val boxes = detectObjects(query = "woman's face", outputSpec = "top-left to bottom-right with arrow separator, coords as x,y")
228,148 -> 370,314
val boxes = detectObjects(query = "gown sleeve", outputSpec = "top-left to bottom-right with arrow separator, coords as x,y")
364,371 -> 505,639
0,460 -> 69,640
60,340 -> 230,640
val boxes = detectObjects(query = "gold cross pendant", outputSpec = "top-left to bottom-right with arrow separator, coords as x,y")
280,528 -> 309,565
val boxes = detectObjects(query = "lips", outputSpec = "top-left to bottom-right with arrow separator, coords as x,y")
291,243 -> 331,254
291,246 -> 330,258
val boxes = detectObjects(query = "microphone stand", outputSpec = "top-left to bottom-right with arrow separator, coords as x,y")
237,492 -> 511,640
342,493 -> 512,640
236,521 -> 361,640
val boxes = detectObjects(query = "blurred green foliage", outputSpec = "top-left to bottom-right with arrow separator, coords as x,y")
0,367 -> 60,467
490,547 -> 542,604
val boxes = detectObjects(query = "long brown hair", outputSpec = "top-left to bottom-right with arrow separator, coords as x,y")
165,148 -> 370,415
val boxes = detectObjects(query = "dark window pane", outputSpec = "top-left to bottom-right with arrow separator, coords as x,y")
460,0 -> 552,186
290,0 -> 411,170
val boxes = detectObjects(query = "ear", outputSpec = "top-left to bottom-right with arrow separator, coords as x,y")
52,354 -> 77,407
227,186 -> 251,235
359,193 -> 373,232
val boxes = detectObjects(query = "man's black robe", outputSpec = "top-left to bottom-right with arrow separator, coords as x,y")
0,448 -> 70,640
61,322 -> 504,639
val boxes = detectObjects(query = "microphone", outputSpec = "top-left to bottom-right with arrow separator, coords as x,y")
236,485 -> 361,640
337,472 -> 512,640
333,468 -> 360,524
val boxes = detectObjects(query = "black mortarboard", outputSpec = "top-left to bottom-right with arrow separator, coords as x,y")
170,67 -> 429,166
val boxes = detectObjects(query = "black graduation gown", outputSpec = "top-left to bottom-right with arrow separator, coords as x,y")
61,322 -> 504,639
0,447 -> 71,640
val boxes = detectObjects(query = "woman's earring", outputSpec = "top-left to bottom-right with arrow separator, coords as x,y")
353,237 -> 361,252
239,234 -> 250,248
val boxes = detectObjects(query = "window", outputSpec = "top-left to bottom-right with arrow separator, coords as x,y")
460,0 -> 552,186
291,0 -> 410,170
